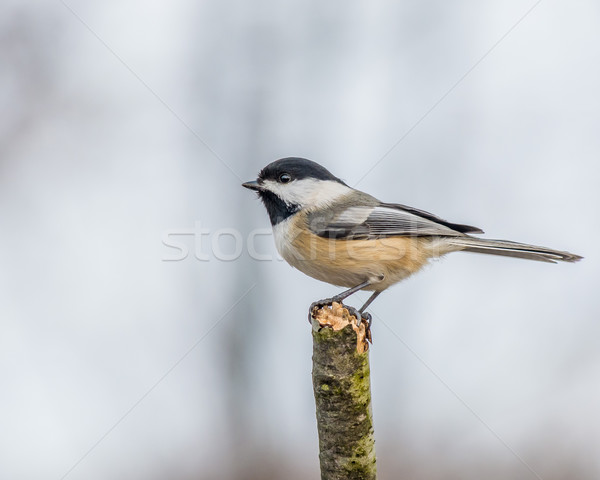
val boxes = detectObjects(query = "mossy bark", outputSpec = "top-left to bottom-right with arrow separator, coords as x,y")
311,305 -> 376,480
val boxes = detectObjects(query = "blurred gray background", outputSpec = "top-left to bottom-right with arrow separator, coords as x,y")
1,1 -> 599,479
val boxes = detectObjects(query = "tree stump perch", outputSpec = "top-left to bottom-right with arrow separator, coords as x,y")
311,302 -> 377,480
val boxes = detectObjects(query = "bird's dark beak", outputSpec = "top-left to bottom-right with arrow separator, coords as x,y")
242,180 -> 262,191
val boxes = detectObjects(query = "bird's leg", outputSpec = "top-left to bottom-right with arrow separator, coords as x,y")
308,280 -> 371,323
357,291 -> 381,330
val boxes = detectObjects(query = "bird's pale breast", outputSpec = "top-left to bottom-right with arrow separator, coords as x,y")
273,212 -> 437,291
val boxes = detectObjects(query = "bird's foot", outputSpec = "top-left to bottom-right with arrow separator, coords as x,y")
361,311 -> 373,329
309,300 -> 373,343
308,298 -> 335,323
343,305 -> 368,327
360,311 -> 373,343
309,299 -> 371,325
346,307 -> 373,341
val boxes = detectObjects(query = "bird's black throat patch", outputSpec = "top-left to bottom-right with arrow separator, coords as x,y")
258,190 -> 300,226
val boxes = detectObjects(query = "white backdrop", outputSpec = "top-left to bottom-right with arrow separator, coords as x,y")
1,1 -> 598,479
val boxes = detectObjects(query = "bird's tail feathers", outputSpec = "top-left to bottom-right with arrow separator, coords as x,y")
445,237 -> 582,264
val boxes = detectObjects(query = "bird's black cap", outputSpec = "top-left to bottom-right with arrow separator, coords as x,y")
242,158 -> 346,226
257,157 -> 346,185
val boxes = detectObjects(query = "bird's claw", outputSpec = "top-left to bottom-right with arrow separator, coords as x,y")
361,311 -> 372,329
308,298 -> 334,323
360,311 -> 373,343
342,306 -> 373,343
345,306 -> 372,328
308,299 -> 373,342
309,299 -> 372,325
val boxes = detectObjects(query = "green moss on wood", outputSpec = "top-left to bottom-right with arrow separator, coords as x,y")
312,322 -> 377,480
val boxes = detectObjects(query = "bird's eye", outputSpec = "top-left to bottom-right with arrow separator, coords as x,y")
279,173 -> 292,183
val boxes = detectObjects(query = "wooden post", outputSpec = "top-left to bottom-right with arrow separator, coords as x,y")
311,302 -> 377,480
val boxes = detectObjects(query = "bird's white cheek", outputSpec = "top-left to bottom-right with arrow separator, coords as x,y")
262,178 -> 352,209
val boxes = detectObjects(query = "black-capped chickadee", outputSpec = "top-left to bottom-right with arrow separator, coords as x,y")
243,157 -> 582,325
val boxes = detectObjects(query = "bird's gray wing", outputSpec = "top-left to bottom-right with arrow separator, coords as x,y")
308,203 -> 483,239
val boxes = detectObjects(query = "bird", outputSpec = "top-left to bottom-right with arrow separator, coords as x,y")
242,157 -> 582,326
